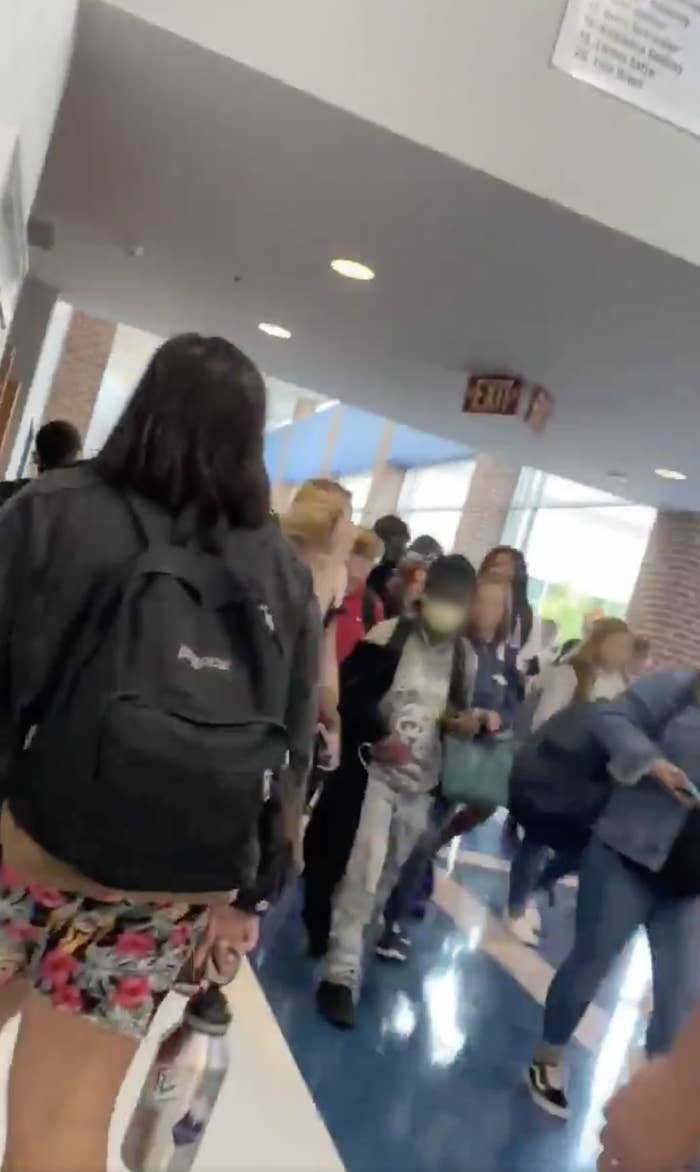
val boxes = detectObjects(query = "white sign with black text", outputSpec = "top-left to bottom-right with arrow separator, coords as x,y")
553,0 -> 700,139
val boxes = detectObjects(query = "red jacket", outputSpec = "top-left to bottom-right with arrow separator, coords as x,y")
335,586 -> 383,664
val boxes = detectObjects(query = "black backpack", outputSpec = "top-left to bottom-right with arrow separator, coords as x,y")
8,495 -> 289,894
508,702 -> 611,851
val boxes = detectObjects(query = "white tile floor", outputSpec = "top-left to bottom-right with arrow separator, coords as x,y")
0,961 -> 345,1172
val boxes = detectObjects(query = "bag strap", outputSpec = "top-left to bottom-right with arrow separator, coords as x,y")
361,588 -> 378,632
122,491 -> 169,547
448,637 -> 467,713
122,492 -> 218,552
387,615 -> 416,656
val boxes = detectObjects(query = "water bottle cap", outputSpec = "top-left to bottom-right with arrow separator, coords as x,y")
185,987 -> 232,1034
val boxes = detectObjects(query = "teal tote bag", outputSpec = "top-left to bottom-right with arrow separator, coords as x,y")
440,734 -> 515,807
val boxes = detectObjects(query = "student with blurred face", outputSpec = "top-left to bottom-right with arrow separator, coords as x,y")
505,618 -> 632,947
317,555 -> 479,1028
378,572 -> 523,957
284,479 -> 355,620
335,529 -> 384,664
384,559 -> 428,619
366,515 -> 410,605
406,534 -> 443,564
282,480 -> 356,858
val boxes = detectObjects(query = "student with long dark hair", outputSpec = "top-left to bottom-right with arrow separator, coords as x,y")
0,334 -> 318,1172
478,543 -> 532,665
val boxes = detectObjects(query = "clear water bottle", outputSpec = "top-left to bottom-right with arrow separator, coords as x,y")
122,986 -> 231,1172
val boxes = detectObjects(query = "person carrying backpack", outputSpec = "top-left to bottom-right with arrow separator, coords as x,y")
0,334 -> 318,1172
505,617 -> 631,945
527,669 -> 700,1119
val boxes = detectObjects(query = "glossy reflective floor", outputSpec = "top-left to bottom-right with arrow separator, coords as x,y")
255,814 -> 653,1172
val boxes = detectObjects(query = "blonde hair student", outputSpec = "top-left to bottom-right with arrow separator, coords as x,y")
532,617 -> 632,729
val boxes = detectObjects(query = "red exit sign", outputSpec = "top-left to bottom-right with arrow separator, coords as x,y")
464,375 -> 522,416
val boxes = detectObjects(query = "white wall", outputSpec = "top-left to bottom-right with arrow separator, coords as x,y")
6,298 -> 72,478
84,322 -> 160,455
85,324 -> 328,455
0,0 -> 78,217
110,0 -> 700,267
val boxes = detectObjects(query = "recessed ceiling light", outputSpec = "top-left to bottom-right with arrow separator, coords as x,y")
258,322 -> 291,339
655,467 -> 687,481
330,258 -> 375,282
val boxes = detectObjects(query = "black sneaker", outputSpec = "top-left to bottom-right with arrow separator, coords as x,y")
316,981 -> 356,1029
375,925 -> 410,963
528,1060 -> 569,1119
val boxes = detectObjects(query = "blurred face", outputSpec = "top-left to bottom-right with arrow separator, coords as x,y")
471,581 -> 506,640
487,551 -> 516,581
422,583 -> 471,638
347,554 -> 375,591
406,567 -> 427,604
597,632 -> 632,673
383,531 -> 409,563
630,647 -> 653,678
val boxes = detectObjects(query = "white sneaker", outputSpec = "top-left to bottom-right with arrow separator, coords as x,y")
523,899 -> 542,932
503,907 -> 540,947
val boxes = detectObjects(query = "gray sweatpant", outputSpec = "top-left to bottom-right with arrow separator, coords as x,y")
323,776 -> 432,995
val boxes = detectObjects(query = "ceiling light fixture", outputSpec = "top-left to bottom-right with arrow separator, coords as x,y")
331,258 -> 375,282
258,322 -> 291,339
655,467 -> 687,481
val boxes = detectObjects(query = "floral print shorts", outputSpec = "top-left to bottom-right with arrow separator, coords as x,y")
0,863 -> 208,1039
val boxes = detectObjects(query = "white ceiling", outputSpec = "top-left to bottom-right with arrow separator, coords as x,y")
30,0 -> 700,508
107,0 -> 700,270
85,322 -> 326,458
0,0 -> 77,215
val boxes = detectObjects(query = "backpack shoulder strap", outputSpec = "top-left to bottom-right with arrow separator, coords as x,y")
361,588 -> 378,632
122,491 -> 169,547
387,616 -> 416,656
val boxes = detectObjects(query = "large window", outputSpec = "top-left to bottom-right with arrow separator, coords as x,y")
398,460 -> 475,552
504,470 -> 656,640
339,473 -> 372,523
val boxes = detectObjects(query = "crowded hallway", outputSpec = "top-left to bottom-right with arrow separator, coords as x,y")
2,3 -> 700,1171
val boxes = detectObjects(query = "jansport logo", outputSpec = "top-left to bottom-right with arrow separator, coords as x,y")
178,645 -> 232,672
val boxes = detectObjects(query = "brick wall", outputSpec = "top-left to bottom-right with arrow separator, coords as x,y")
453,454 -> 519,569
362,424 -> 403,526
627,511 -> 700,666
42,310 -> 116,441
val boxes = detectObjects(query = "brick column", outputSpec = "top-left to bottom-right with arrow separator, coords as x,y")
319,406 -> 344,477
42,309 -> 116,440
453,454 -> 519,567
362,423 -> 404,526
627,512 -> 700,666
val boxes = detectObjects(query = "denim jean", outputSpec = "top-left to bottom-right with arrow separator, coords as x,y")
543,836 -> 700,1055
507,833 -> 580,915
383,795 -> 450,926
508,833 -> 549,916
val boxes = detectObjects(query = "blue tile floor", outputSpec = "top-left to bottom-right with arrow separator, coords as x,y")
255,822 -> 651,1172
